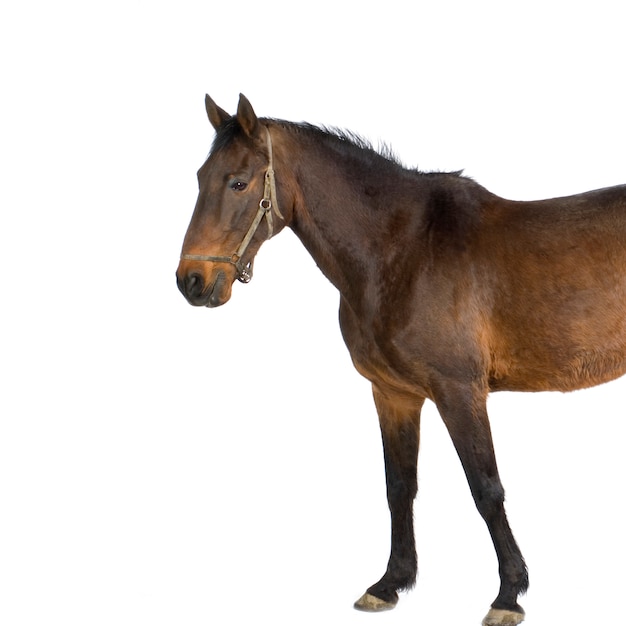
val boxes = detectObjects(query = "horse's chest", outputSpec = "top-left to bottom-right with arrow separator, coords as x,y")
338,299 -> 431,398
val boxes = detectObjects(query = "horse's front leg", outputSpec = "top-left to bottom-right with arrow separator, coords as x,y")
435,381 -> 528,626
354,388 -> 424,612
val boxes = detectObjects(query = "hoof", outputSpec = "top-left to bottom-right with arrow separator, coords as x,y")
482,607 -> 525,626
353,592 -> 398,612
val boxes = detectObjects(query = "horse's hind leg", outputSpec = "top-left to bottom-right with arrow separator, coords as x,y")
435,382 -> 527,626
354,389 -> 423,612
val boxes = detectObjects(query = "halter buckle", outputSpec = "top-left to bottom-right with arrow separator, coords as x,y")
238,261 -> 253,283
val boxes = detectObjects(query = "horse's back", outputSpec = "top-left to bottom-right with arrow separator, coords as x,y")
508,183 -> 626,233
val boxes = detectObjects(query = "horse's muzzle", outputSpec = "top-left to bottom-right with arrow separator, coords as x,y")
176,269 -> 231,308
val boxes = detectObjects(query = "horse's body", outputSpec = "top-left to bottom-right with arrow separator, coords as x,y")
176,94 -> 626,626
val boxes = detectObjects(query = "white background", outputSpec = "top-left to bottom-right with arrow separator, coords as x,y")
1,1 -> 624,624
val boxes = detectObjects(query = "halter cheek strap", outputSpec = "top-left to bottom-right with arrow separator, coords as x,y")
181,126 -> 284,283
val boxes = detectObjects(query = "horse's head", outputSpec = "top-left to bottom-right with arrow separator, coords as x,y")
177,94 -> 289,307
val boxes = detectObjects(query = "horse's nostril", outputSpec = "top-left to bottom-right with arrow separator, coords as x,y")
187,272 -> 204,296
177,272 -> 204,299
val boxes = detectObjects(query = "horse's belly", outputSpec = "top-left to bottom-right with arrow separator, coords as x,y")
489,345 -> 626,392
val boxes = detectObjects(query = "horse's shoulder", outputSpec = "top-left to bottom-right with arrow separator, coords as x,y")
419,174 -> 494,249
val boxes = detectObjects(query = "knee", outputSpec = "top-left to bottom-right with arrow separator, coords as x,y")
473,480 -> 505,520
386,473 -> 417,503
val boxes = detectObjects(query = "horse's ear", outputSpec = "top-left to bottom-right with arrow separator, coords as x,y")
236,93 -> 259,138
205,94 -> 231,130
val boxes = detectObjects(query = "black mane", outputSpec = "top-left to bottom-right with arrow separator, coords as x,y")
270,119 -> 409,171
211,116 -> 463,179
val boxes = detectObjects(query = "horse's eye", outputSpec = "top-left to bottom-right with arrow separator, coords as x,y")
230,180 -> 248,192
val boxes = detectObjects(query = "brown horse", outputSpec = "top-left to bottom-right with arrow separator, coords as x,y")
176,94 -> 626,626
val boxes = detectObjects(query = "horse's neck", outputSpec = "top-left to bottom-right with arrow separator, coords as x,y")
287,141 -> 396,300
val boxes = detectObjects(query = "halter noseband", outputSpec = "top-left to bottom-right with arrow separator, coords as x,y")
180,126 -> 284,283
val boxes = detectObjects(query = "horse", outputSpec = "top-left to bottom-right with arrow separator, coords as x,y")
176,94 -> 626,626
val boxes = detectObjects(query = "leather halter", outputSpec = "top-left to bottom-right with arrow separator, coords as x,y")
180,126 -> 284,283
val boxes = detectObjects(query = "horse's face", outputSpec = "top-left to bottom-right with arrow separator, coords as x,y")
177,94 -> 285,307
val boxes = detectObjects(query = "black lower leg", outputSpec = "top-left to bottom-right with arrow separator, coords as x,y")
461,470 -> 528,612
367,396 -> 422,603
437,385 -> 528,615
